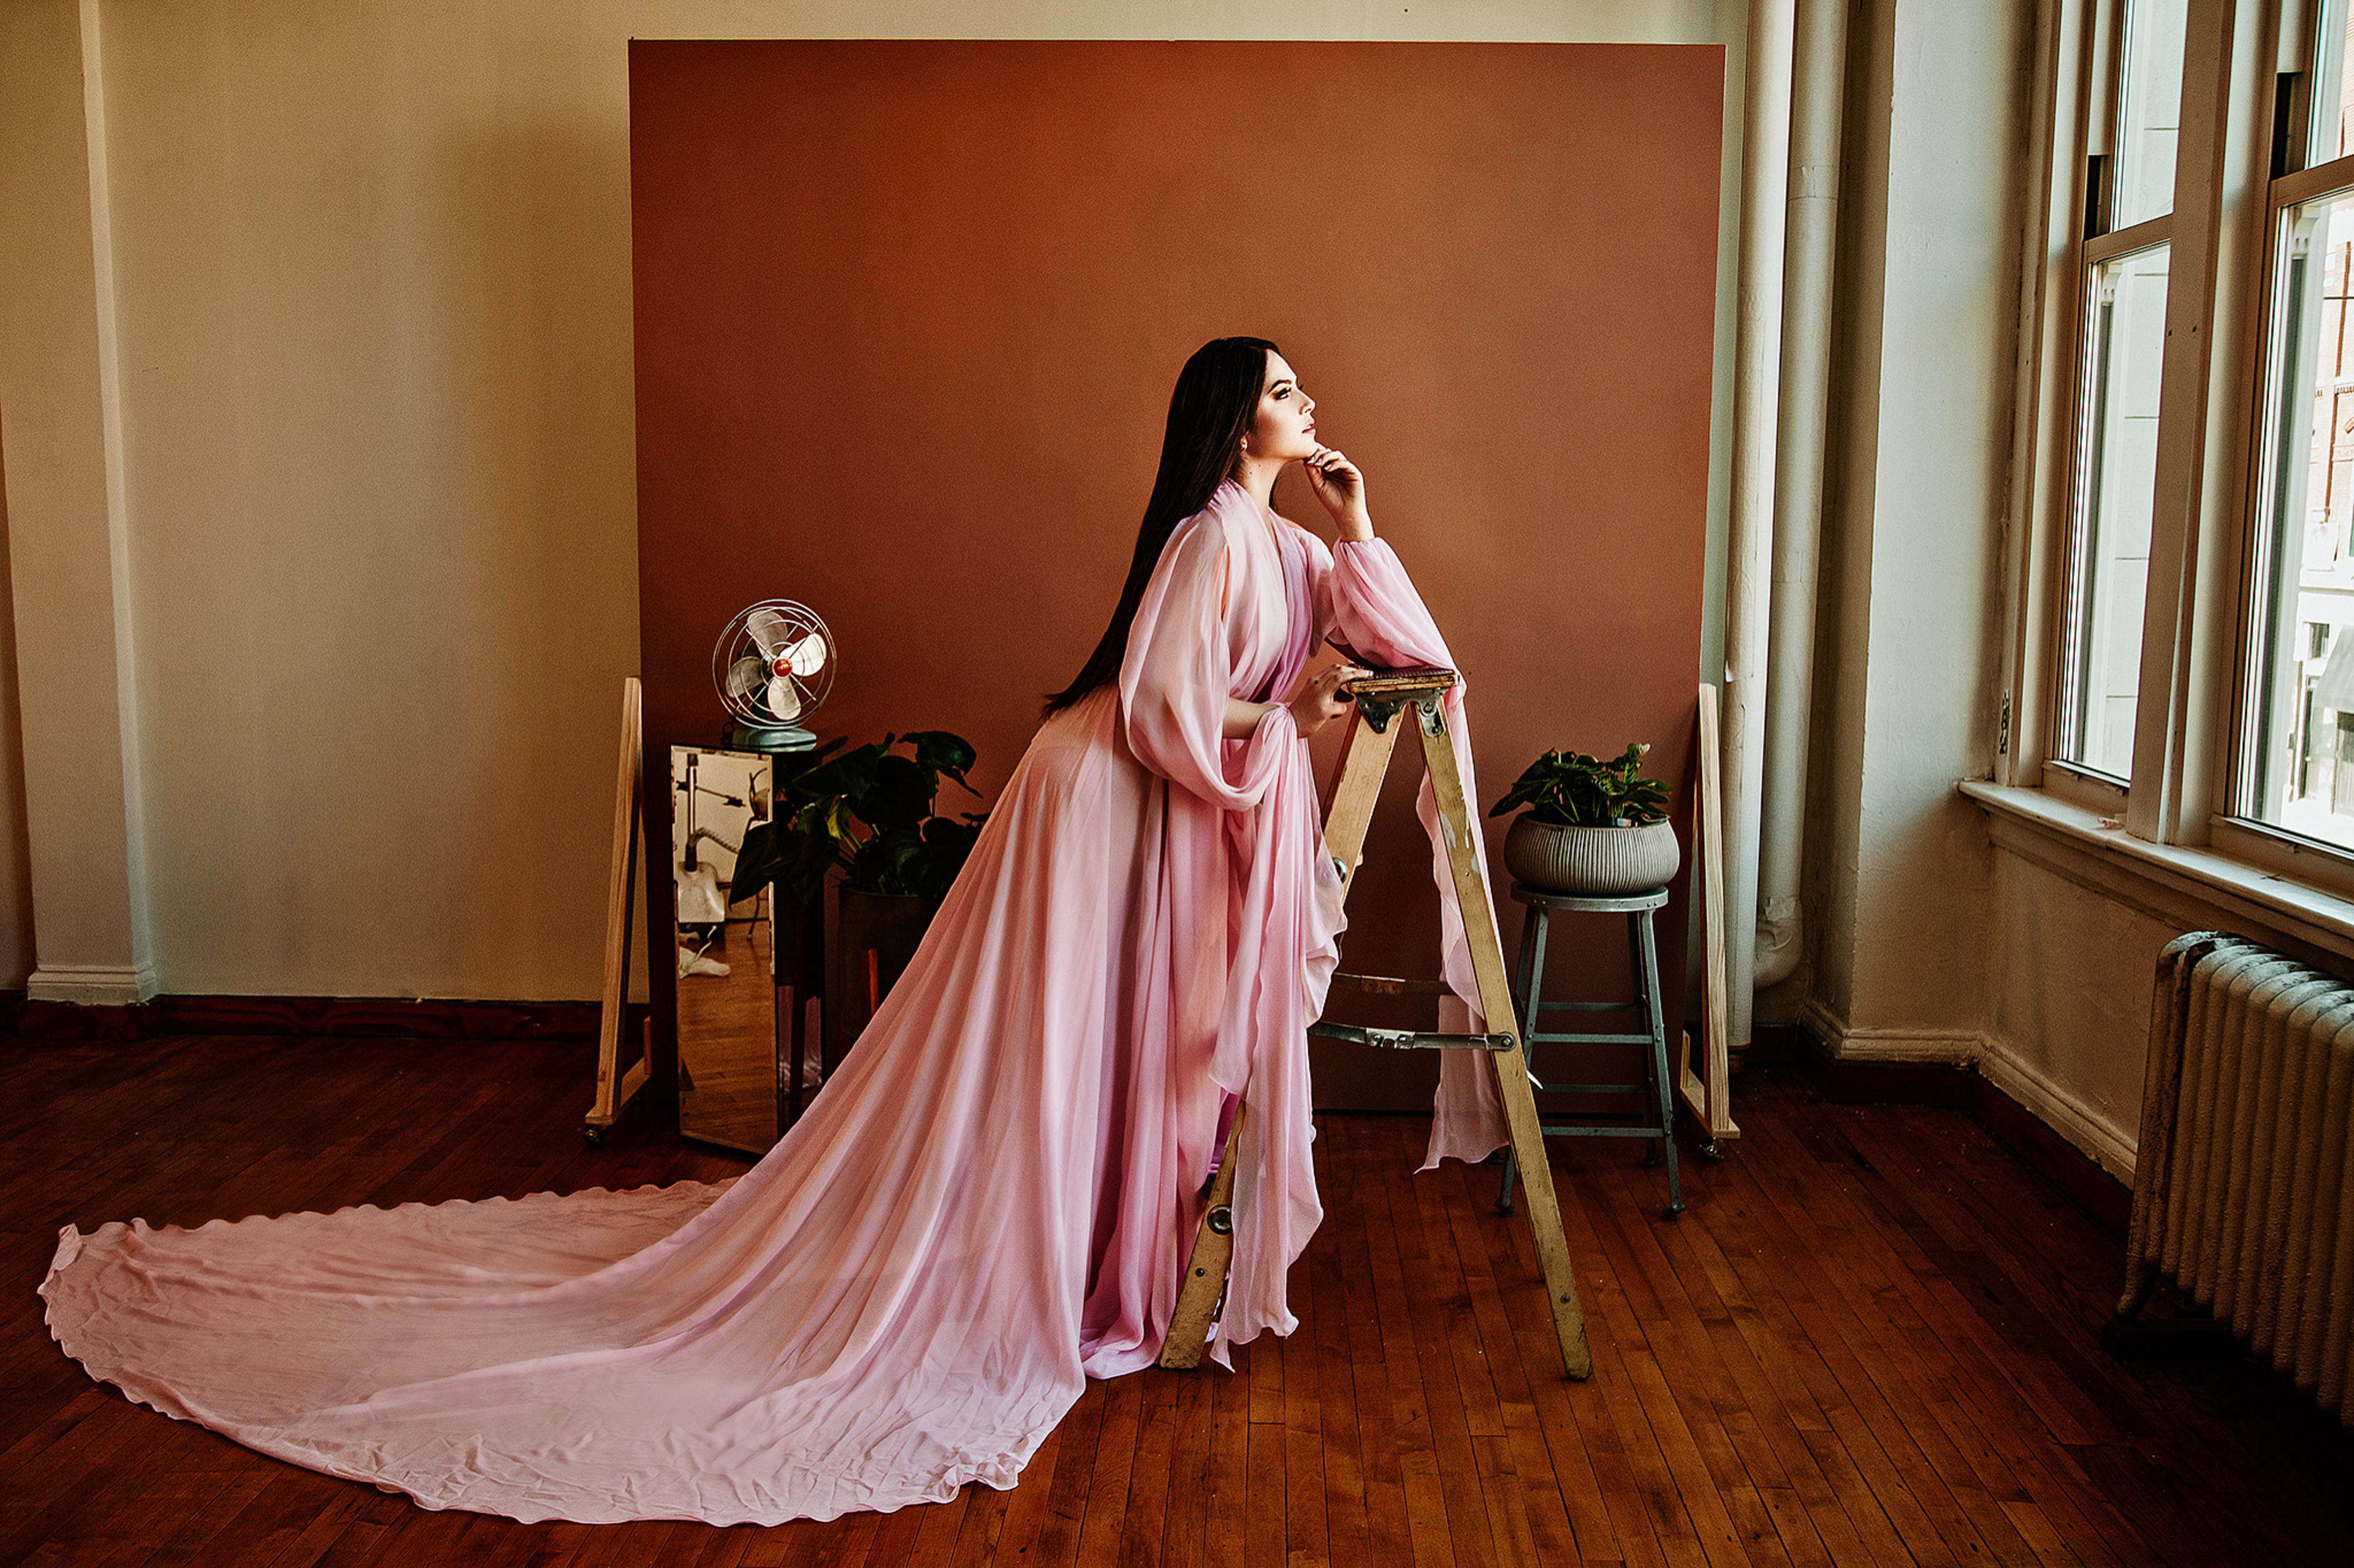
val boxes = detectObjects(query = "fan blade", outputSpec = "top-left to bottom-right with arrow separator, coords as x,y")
726,653 -> 767,701
786,631 -> 828,677
766,676 -> 802,723
744,609 -> 790,658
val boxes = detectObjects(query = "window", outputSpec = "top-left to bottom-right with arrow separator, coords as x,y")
2236,3 -> 2354,853
2059,243 -> 2169,776
2111,0 -> 2187,227
2052,0 -> 2188,781
2007,0 -> 2354,898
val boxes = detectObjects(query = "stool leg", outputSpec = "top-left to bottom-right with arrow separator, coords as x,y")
1496,907 -> 1545,1216
1628,911 -> 1660,1173
1636,907 -> 1682,1218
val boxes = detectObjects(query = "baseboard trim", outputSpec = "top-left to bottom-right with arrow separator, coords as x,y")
1970,1070 -> 2133,1235
1790,1003 -> 2135,1234
1975,1037 -> 2138,1185
1795,1001 -> 1978,1105
0,991 -> 641,1043
26,962 -> 158,1007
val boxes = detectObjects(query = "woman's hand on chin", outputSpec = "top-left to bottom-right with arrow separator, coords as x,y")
1303,446 -> 1374,541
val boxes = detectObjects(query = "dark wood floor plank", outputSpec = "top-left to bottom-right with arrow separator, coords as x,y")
1156,1369 -> 1213,1567
1278,1259 -> 1329,1568
1748,1091 -> 2051,1567
1502,1160 -> 1683,1568
1205,1356 -> 1249,1568
1385,1126 -> 1509,1568
1072,1369 -> 1141,1568
1434,1157 -> 1590,1567
6,1043 -> 2350,1568
1326,1122 -> 1416,1567
1111,1376 -> 1176,1568
945,1482 -> 1010,1568
1306,1216 -> 1371,1568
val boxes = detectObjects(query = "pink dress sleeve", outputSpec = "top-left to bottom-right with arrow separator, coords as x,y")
1119,514 -> 1297,810
1292,525 -> 1514,1168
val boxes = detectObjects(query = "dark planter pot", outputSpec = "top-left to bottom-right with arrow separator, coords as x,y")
827,886 -> 935,1075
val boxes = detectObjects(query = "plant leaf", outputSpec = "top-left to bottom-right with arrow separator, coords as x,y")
904,730 -> 981,796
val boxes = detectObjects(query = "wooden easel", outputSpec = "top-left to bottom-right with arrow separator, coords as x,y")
1676,683 -> 1739,1152
1157,666 -> 1594,1380
584,677 -> 651,1144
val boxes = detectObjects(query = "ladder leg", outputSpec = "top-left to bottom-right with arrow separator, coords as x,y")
1157,1105 -> 1247,1369
1415,702 -> 1592,1380
1323,706 -> 1403,883
1159,709 -> 1405,1373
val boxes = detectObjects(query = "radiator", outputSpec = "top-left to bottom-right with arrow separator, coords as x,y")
2121,932 -> 2354,1429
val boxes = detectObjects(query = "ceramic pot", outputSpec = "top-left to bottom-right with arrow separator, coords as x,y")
1502,815 -> 1681,897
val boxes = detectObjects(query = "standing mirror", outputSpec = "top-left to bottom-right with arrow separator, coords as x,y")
671,745 -> 777,1154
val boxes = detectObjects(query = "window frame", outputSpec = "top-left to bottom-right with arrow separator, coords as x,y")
2001,0 -> 2354,900
2211,2 -> 2354,896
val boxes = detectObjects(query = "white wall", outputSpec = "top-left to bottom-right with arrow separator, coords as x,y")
1794,0 -> 2026,1057
1983,844 -> 2172,1176
0,0 -> 1750,1001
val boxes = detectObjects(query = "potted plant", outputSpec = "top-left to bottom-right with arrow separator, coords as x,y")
730,731 -> 989,1071
1489,742 -> 1680,896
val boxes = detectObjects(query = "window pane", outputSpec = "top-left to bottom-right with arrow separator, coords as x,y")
2059,246 -> 2169,777
2244,192 -> 2354,848
2312,0 -> 2354,167
2114,0 -> 2187,228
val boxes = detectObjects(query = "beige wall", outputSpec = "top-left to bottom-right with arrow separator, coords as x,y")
0,452 -> 37,988
1788,0 -> 2024,1062
0,0 -> 1747,1000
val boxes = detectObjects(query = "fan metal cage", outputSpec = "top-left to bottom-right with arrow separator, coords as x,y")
712,600 -> 835,745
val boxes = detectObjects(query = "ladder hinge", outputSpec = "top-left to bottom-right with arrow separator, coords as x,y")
1356,692 -> 1402,733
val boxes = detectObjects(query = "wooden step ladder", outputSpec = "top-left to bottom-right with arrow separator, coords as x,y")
1156,665 -> 1594,1380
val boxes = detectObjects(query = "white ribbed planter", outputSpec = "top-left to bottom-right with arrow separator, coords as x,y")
1502,816 -> 1681,897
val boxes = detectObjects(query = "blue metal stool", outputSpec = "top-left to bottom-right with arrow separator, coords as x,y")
1493,883 -> 1683,1220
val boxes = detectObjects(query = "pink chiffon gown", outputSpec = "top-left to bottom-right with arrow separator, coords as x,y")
40,478 -> 1512,1525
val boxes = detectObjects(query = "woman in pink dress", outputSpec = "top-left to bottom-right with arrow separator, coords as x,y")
42,337 -> 1508,1525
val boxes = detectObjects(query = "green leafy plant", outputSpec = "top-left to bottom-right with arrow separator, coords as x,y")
732,731 -> 988,907
1488,742 -> 1670,828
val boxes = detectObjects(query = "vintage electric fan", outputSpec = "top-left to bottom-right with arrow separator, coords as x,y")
714,600 -> 834,753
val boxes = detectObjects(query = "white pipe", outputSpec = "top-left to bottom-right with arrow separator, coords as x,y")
1723,0 -> 1796,1051
1754,0 -> 1851,992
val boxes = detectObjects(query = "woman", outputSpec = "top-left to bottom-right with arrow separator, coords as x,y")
41,337 -> 1508,1526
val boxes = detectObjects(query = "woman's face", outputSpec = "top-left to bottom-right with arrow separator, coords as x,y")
1243,352 -> 1318,465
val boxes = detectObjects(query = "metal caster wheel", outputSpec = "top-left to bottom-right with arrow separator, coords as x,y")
581,1124 -> 606,1147
1697,1138 -> 1724,1162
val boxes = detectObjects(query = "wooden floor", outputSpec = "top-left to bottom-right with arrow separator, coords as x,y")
4,1035 -> 2349,1567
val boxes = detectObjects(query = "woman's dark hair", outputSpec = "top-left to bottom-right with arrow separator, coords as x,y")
1042,336 -> 1278,715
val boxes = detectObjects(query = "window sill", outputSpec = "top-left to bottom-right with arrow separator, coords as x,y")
1959,779 -> 2354,963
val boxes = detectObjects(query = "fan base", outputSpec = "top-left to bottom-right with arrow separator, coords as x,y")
724,720 -> 819,754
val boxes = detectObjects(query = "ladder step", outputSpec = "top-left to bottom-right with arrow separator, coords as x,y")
1332,659 -> 1457,696
1330,972 -> 1452,996
1308,1021 -> 1515,1051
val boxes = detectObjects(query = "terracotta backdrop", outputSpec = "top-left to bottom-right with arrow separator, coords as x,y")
630,40 -> 1722,1111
